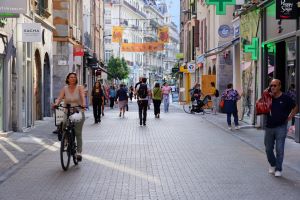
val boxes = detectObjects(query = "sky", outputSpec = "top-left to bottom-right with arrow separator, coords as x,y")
166,0 -> 180,30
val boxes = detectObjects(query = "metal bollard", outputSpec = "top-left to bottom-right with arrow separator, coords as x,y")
294,113 -> 300,143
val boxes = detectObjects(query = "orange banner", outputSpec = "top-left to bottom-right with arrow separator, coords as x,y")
121,42 -> 164,52
158,26 -> 169,43
112,26 -> 124,43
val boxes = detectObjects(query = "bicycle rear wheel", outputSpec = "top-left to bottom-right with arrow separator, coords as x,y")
183,103 -> 193,114
60,132 -> 71,171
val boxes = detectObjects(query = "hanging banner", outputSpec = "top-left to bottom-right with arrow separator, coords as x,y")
112,26 -> 124,43
73,45 -> 84,56
22,23 -> 42,42
158,26 -> 169,43
121,42 -> 164,52
276,0 -> 299,19
0,0 -> 27,14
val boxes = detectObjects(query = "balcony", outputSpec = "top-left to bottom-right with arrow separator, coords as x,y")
123,0 -> 146,18
35,0 -> 51,18
150,19 -> 158,28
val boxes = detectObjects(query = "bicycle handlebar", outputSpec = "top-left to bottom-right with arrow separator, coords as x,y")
54,104 -> 85,110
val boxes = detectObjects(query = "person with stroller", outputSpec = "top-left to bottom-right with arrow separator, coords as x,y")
190,83 -> 204,105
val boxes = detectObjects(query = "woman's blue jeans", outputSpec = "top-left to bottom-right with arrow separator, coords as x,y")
264,124 -> 287,172
163,95 -> 169,112
227,112 -> 238,126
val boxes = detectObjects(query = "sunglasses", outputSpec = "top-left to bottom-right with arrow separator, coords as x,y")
269,84 -> 277,88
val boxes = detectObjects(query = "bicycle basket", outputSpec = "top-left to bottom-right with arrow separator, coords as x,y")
54,107 -> 65,126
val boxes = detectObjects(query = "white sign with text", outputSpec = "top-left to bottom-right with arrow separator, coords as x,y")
22,23 -> 42,42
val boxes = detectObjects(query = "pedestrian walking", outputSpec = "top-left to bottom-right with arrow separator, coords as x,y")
264,79 -> 298,177
134,77 -> 143,100
136,77 -> 150,126
101,84 -> 107,116
286,83 -> 296,126
210,82 -> 219,115
221,83 -> 241,130
91,81 -> 104,123
129,85 -> 134,102
152,82 -> 162,118
162,82 -> 172,112
53,72 -> 86,161
115,84 -> 128,118
109,85 -> 116,109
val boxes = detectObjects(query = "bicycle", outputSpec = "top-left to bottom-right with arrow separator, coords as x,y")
183,95 -> 212,114
54,104 -> 83,171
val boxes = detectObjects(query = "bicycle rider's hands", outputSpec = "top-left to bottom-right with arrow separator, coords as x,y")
51,103 -> 58,110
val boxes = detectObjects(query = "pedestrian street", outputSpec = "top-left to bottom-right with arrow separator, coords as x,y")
1,102 -> 300,200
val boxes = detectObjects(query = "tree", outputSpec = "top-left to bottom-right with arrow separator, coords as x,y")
107,56 -> 130,80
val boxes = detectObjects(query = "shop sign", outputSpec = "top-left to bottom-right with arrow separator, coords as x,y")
218,25 -> 231,38
172,67 -> 179,73
187,63 -> 196,73
232,18 -> 240,38
73,45 -> 84,57
0,0 -> 27,14
244,37 -> 259,60
276,0 -> 299,19
22,23 -> 42,42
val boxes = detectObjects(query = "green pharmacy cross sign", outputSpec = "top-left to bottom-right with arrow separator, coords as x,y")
206,0 -> 236,15
244,37 -> 259,61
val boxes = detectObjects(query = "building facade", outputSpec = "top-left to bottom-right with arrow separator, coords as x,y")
0,0 -> 54,132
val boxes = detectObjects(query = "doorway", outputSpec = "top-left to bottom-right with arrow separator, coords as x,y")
43,53 -> 51,117
34,50 -> 42,120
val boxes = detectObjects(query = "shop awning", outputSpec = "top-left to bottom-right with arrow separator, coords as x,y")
203,37 -> 240,58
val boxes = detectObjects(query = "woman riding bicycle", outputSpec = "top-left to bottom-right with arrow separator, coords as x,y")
53,72 -> 86,161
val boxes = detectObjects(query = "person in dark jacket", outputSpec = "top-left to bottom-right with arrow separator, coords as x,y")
115,84 -> 128,117
91,81 -> 104,123
221,83 -> 241,130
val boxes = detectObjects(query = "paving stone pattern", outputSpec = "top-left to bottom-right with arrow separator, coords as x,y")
1,103 -> 300,200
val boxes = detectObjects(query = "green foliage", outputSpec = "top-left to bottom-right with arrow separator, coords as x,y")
107,56 -> 130,80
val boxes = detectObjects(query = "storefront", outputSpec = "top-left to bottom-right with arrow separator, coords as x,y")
262,2 -> 298,92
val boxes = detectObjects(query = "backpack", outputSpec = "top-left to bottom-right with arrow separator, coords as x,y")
215,89 -> 219,97
138,84 -> 148,98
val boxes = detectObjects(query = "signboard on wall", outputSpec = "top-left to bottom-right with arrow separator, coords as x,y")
187,63 -> 196,73
218,25 -> 231,38
276,0 -> 299,19
22,23 -> 42,42
0,0 -> 27,14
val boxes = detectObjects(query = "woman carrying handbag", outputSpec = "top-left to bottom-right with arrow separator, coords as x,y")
221,83 -> 241,130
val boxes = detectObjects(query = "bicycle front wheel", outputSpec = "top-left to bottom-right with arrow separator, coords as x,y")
60,132 -> 71,171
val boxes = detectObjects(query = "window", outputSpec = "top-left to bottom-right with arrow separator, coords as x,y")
105,50 -> 112,63
37,0 -> 50,17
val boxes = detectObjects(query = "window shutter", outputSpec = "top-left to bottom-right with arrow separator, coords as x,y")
194,20 -> 199,48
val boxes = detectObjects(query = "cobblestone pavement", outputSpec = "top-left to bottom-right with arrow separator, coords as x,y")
1,102 -> 300,200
